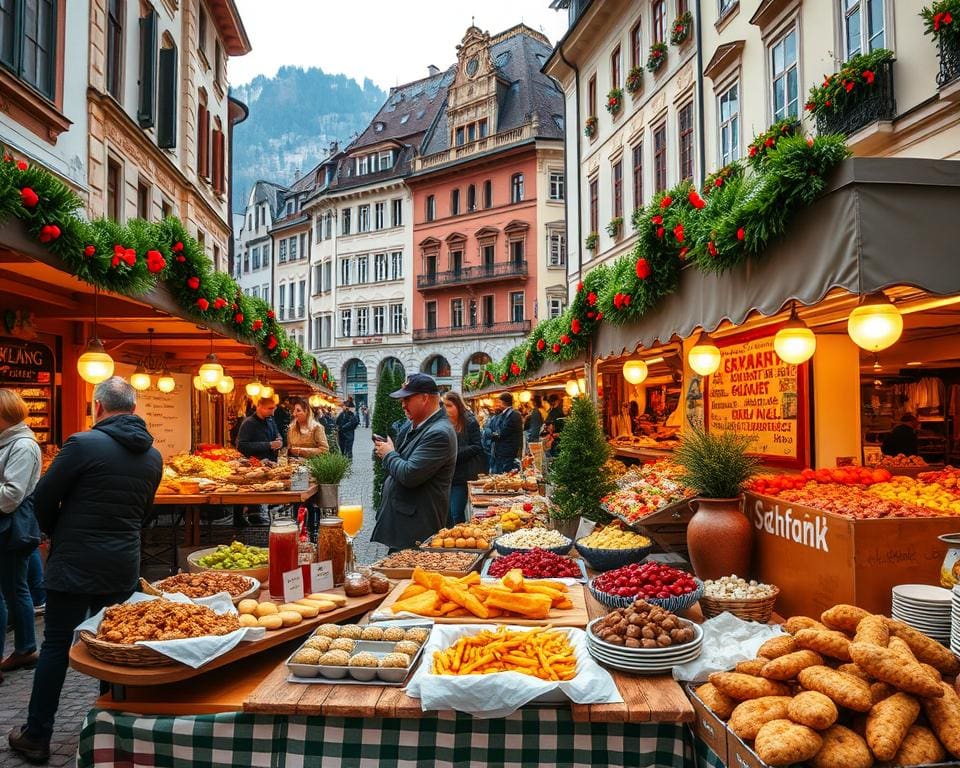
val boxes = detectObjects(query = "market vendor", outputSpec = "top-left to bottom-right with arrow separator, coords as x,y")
236,397 -> 282,462
882,412 -> 919,457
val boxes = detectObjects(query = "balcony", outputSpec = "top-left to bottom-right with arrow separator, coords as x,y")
816,59 -> 896,140
413,320 -> 531,341
414,122 -> 534,172
417,260 -> 528,290
938,37 -> 960,94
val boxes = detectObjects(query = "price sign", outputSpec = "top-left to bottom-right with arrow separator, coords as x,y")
283,568 -> 305,603
311,561 -> 334,592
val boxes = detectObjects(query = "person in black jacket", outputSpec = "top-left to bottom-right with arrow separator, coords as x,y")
336,400 -> 360,458
236,398 -> 282,461
489,392 -> 523,474
442,391 -> 485,526
9,377 -> 162,764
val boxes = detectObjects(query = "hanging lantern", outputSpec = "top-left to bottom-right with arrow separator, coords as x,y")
156,368 -> 176,393
577,376 -> 586,394
193,375 -> 205,391
309,393 -> 323,408
245,380 -> 262,398
847,292 -> 903,352
260,384 -> 274,399
622,359 -> 648,384
688,332 -> 722,377
518,390 -> 532,404
216,374 -> 235,394
198,352 -> 224,387
130,365 -> 152,391
77,338 -> 115,384
565,379 -> 580,397
774,304 -> 817,364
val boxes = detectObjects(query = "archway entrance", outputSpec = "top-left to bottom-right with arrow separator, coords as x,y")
421,354 -> 453,392
344,358 -> 369,408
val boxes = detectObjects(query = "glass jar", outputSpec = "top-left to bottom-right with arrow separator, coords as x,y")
317,517 -> 347,586
268,519 -> 299,600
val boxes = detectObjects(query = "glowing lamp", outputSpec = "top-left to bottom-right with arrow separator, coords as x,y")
156,369 -> 176,393
565,379 -> 580,397
518,390 -> 532,404
193,375 -> 205,391
260,384 -> 274,399
622,360 -> 648,384
245,380 -> 262,398
688,332 -> 722,377
198,352 -> 223,386
130,365 -> 152,391
216,375 -> 235,394
774,307 -> 816,365
76,339 -> 114,384
309,393 -> 323,408
847,293 -> 902,352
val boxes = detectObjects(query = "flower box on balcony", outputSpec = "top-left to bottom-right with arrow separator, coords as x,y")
807,49 -> 896,138
606,88 -> 624,116
606,217 -> 623,238
923,1 -> 960,87
584,116 -> 598,139
647,42 -> 668,73
584,232 -> 599,252
670,12 -> 693,46
625,67 -> 643,96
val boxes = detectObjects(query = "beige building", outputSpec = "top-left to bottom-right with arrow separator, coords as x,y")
87,0 -> 250,272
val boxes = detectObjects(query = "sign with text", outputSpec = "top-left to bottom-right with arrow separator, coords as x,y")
311,561 -> 334,592
113,363 -> 191,459
283,568 -> 305,603
704,328 -> 809,469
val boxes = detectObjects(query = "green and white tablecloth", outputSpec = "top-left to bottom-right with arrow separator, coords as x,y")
78,707 -> 694,767
690,727 -> 726,768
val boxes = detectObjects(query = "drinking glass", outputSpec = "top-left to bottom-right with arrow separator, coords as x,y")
337,504 -> 364,572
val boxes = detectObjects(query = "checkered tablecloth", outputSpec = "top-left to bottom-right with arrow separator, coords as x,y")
689,727 -> 726,768
78,707 -> 693,767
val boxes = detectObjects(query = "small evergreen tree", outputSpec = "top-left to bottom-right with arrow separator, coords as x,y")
548,397 -> 615,522
372,365 -> 405,510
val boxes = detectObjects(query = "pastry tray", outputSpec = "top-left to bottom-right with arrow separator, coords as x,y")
369,550 -> 486,579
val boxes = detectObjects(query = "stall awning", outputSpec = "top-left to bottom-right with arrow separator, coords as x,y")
594,157 -> 960,359
466,352 -> 590,398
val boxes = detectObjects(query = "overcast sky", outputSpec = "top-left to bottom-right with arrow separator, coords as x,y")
230,1 -> 569,89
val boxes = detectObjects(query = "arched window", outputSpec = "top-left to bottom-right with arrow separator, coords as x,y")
467,184 -> 476,212
483,180 -> 493,209
511,173 -> 524,203
197,88 -> 210,180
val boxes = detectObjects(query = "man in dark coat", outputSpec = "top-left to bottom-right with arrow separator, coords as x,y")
488,392 -> 523,474
371,374 -> 456,551
336,399 -> 360,458
236,398 -> 282,461
9,377 -> 162,763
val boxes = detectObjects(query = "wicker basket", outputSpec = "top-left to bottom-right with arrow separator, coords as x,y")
78,630 -> 178,667
699,586 -> 780,622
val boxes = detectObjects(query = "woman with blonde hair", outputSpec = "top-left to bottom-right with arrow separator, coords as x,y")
0,389 -> 42,681
442,391 -> 484,526
287,398 -> 329,458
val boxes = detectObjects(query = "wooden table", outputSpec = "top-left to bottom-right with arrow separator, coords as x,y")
152,494 -> 209,548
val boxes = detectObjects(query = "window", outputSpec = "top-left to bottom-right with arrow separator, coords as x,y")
511,174 -> 524,203
107,157 -> 122,222
770,28 -> 799,121
678,0 -> 688,13
632,143 -> 643,210
653,123 -> 667,192
340,257 -> 351,286
469,299 -> 478,326
587,75 -> 597,117
356,307 -> 368,336
356,155 -> 368,176
279,284 -> 286,319
289,235 -> 298,261
612,160 -> 623,220
482,295 -> 494,326
197,91 -> 210,180
374,253 -> 388,281
356,255 -> 368,284
467,123 -> 476,142
467,184 -> 476,211
211,118 -> 225,195
298,280 -> 306,317
390,304 -> 403,334
719,0 -> 736,15
450,249 -> 463,274
679,103 -> 694,181
197,1 -> 207,57
374,202 -> 385,229
718,81 -> 740,165
630,21 -> 642,69
161,198 -> 172,219
482,243 -> 495,268
510,239 -> 524,264
479,118 -> 488,137
373,306 -> 385,335
251,246 -> 260,270
340,309 -> 352,338
138,10 -> 158,128
653,0 -> 666,43
323,261 -> 332,292
358,205 -> 370,232
137,179 -> 150,219
510,292 -> 524,323
549,171 -> 564,201
425,195 -> 435,222
252,286 -> 259,299
243,249 -> 250,273
425,301 -> 437,331
262,244 -> 270,266
455,126 -> 465,146
391,198 -> 402,227
262,285 -> 269,305
324,210 -> 333,239
451,299 -> 464,328
106,0 -> 124,99
341,207 -> 351,235
391,251 -> 403,280
312,264 -> 322,294
424,252 -> 437,277
611,45 -> 621,90
588,178 -> 598,236
196,229 -> 205,255
483,180 -> 493,209
300,232 -> 307,260
451,188 -> 460,216
157,42 -> 177,148
379,150 -> 393,169
214,39 -> 223,89
844,0 -> 884,58
548,231 -> 566,267
549,298 -> 565,319
278,239 -> 287,263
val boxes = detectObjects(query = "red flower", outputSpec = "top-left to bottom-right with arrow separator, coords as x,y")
660,196 -> 673,209
688,191 -> 706,209
863,70 -> 875,85
84,245 -> 96,258
678,247 -> 688,261
571,318 -> 582,335
651,215 -> 663,226
197,297 -> 209,311
173,241 -> 184,253
322,371 -> 328,381
622,294 -> 630,307
560,334 -> 571,345
187,276 -> 200,290
552,343 -> 561,354
823,75 -> 833,87
947,12 -> 954,25
295,358 -> 302,369
252,319 -> 263,331
576,281 -> 584,292
714,177 -> 723,188
806,137 -> 815,147
656,226 -> 665,239
267,310 -> 275,320
748,146 -> 758,158
38,224 -> 61,243
805,102 -> 814,112
673,223 -> 685,243
635,257 -> 651,280
234,313 -> 244,324
587,291 -> 597,306
586,310 -> 596,319
707,241 -> 718,257
20,187 -> 38,208
737,227 -> 746,241
844,81 -> 854,93
510,362 -> 521,375
16,160 -> 27,171
311,367 -> 318,377
608,97 -> 617,106
824,100 -> 831,107
146,249 -> 166,273
537,338 -> 546,351
213,297 -> 227,309
764,137 -> 775,148
596,311 -> 603,320
281,349 -> 290,359
267,335 -> 278,350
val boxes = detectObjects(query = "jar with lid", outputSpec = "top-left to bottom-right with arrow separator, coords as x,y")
268,518 -> 298,600
317,517 -> 346,586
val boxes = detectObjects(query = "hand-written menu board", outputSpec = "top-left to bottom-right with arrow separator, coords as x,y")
704,330 -> 809,468
114,363 -> 191,459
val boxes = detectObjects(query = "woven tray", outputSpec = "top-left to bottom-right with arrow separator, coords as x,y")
78,630 -> 179,667
699,586 -> 780,622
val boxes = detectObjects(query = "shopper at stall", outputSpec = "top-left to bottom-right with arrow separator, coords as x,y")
9,377 -> 162,764
336,399 -> 361,458
442,391 -> 485,526
524,395 -> 544,447
237,397 -> 282,461
882,412 -> 920,457
0,389 -> 42,680
371,374 -> 456,551
273,398 -> 292,447
543,393 -> 566,457
488,392 -> 523,474
287,398 -> 329,458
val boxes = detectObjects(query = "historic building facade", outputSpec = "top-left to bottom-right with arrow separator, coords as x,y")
234,180 -> 283,301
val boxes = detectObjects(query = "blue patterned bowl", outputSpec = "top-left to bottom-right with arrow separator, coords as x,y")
589,578 -> 704,613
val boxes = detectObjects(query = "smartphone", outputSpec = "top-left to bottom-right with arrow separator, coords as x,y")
373,434 -> 386,442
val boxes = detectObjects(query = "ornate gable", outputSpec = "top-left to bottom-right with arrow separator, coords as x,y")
446,25 -> 506,143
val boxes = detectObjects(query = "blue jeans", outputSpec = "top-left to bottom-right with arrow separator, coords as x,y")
448,484 -> 468,527
28,548 -> 45,607
0,550 -> 37,659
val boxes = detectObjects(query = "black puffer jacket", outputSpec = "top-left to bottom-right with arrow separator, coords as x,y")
35,414 -> 163,593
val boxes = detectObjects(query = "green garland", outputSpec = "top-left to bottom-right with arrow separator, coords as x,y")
0,152 -> 336,389
746,118 -> 800,169
805,49 -> 894,118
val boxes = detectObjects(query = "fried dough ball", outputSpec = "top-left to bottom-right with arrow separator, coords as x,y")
794,628 -> 852,662
378,652 -> 411,668
754,719 -> 822,767
891,725 -> 947,766
797,665 -> 873,713
728,696 -> 793,740
820,604 -> 870,634
339,624 -> 363,639
318,650 -> 351,666
757,635 -> 797,659
315,624 -> 342,639
393,641 -> 420,657
360,626 -> 385,641
920,681 -> 960,759
761,650 -> 823,681
809,724 -> 873,768
329,638 -> 355,653
305,636 -> 332,652
382,627 -> 407,642
708,672 -> 791,702
694,682 -> 737,720
784,616 -> 828,634
885,619 -> 960,676
837,663 -> 871,681
735,658 -> 769,676
849,642 -> 942,699
853,614 -> 889,647
292,647 -> 322,664
787,691 -> 838,731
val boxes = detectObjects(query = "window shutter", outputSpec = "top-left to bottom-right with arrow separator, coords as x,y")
212,128 -> 224,194
198,104 -> 209,178
157,46 -> 178,148
137,10 -> 158,128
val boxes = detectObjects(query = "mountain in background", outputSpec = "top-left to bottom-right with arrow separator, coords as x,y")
231,66 -> 387,212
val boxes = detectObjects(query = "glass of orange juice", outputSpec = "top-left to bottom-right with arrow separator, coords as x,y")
337,504 -> 363,572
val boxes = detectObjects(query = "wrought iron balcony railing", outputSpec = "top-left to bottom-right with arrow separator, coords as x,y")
413,320 -> 531,341
417,260 -> 528,290
816,59 -> 896,138
938,37 -> 960,88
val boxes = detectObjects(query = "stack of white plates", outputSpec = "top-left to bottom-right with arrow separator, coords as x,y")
585,618 -> 703,674
952,585 -> 960,657
891,584 -> 952,643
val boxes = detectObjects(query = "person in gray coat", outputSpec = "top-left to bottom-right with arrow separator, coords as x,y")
371,374 -> 456,552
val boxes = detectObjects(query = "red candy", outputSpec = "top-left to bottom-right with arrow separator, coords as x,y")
487,548 -> 581,579
593,562 -> 698,600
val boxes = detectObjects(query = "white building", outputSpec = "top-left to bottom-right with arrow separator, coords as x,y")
235,181 -> 283,304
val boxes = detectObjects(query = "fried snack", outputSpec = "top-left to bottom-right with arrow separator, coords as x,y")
255,602 -> 278,617
393,640 -> 420,657
405,628 -> 430,643
237,599 -> 259,615
383,627 -> 407,642
809,724 -> 873,768
821,604 -> 871,633
329,638 -> 355,652
787,690 -> 838,730
279,603 -> 320,619
837,663 -> 872,681
735,658 -> 769,676
431,626 -> 577,680
292,647 -> 321,664
306,592 -> 349,607
360,626 -> 385,641
757,635 -> 797,659
296,598 -> 337,613
154,571 -> 253,598
797,666 -> 873,712
892,725 -> 947,766
708,672 -> 791,701
339,625 -> 363,639
761,649 -> 823,681
257,614 -> 282,630
318,650 -> 351,666
754,719 -> 823,767
379,652 -> 411,668
96,600 -> 240,643
853,614 -> 889,647
885,619 -> 960,675
920,663 -> 942,681
784,616 -> 828,634
865,691 -> 920,762
794,628 -> 853,662
887,635 -> 917,661
921,681 -> 960,758
849,642 -> 943,699
277,610 -> 302,627
727,696 -> 793,740
238,613 -> 258,628
695,682 -> 737,720
870,682 -> 897,704
305,636 -> 332,652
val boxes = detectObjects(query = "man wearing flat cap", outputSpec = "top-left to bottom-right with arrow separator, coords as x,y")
371,373 -> 457,551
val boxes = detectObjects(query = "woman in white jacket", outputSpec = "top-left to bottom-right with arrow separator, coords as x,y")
0,389 -> 42,682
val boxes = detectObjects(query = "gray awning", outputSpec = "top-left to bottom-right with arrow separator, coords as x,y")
594,157 -> 960,359
466,352 -> 589,398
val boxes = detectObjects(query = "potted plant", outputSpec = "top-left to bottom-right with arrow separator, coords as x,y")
647,42 -> 668,73
585,232 -> 599,252
304,452 -> 353,509
674,428 -> 759,580
547,396 -> 616,538
670,11 -> 693,46
625,66 -> 643,95
606,87 -> 624,115
584,115 -> 599,138
606,217 -> 623,238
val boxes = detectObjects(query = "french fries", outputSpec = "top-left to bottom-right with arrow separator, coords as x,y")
431,626 -> 577,680
390,568 -> 573,621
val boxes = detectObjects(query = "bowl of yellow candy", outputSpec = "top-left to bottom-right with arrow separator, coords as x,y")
575,524 -> 653,571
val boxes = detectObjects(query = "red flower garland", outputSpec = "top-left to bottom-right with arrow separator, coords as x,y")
571,318 -> 582,334
197,297 -> 209,311
635,258 -> 651,280
146,250 -> 166,273
688,190 -> 706,209
20,188 -> 38,208
38,225 -> 60,243
252,319 -> 263,331
187,276 -> 200,290
536,338 -> 546,351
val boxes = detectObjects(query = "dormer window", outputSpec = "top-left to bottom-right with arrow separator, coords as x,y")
357,156 -> 369,175
375,121 -> 385,132
379,150 -> 394,169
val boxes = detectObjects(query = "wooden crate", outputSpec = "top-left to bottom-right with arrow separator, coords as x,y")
685,684 -> 728,766
632,500 -> 693,558
746,492 -> 959,618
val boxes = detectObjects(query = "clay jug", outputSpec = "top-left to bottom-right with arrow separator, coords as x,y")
686,496 -> 753,580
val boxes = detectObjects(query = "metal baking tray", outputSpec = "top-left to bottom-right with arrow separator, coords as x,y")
370,549 -> 486,579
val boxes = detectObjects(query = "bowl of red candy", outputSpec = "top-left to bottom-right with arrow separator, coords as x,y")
589,562 -> 703,612
482,548 -> 587,582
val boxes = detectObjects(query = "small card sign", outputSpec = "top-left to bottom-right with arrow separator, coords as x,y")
283,568 -> 305,603
311,561 -> 334,592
